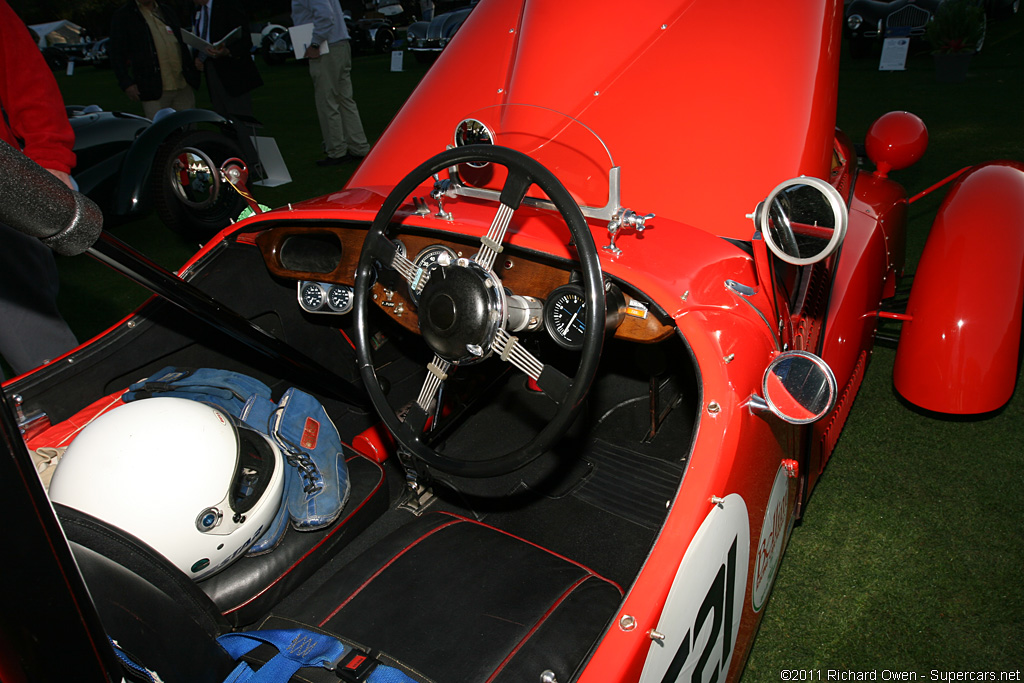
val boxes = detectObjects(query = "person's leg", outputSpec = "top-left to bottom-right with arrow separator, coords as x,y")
333,41 -> 369,157
0,223 -> 78,377
310,49 -> 346,159
165,87 -> 195,112
207,67 -> 260,169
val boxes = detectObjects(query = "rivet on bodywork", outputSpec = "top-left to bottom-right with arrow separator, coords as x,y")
661,24 -> 668,29
648,628 -> 666,642
723,353 -> 735,363
540,671 -> 558,683
708,401 -> 721,414
711,495 -> 725,508
618,614 -> 637,631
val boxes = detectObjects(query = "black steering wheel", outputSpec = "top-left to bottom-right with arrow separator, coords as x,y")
353,145 -> 605,477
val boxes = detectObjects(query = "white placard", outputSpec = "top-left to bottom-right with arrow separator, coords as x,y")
879,36 -> 910,71
390,50 -> 403,72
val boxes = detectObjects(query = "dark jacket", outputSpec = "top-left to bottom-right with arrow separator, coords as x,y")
109,0 -> 200,101
196,0 -> 263,97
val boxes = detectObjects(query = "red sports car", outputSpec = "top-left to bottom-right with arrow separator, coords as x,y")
2,0 -> 1022,682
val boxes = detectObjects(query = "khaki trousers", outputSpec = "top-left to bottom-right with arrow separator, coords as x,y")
308,40 -> 369,159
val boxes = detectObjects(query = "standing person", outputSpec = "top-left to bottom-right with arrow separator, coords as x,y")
109,0 -> 199,119
291,0 -> 371,166
0,0 -> 79,376
191,0 -> 264,167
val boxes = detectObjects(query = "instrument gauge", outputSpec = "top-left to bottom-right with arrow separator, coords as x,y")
328,285 -> 353,314
299,282 -> 325,311
410,244 -> 458,302
413,244 -> 458,271
543,283 -> 588,350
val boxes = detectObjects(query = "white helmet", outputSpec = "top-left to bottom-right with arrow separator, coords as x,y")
49,397 -> 284,581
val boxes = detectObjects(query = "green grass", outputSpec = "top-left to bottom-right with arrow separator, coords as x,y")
51,18 -> 1024,678
744,14 -> 1024,679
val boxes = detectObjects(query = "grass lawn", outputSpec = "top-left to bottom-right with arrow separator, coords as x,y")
50,14 -> 1024,680
745,14 -> 1024,680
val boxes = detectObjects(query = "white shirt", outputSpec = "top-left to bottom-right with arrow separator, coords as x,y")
290,0 -> 350,46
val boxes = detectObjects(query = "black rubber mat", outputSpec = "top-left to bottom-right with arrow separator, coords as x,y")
573,439 -> 684,530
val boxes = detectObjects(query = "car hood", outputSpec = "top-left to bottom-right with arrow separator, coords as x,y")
349,0 -> 842,241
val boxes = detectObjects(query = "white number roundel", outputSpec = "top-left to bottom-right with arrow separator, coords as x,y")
640,494 -> 749,683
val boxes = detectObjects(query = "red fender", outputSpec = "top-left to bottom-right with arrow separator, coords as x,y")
894,161 -> 1024,414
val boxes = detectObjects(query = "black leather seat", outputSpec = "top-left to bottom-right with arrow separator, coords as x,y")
60,498 -> 622,683
259,512 -> 624,683
202,453 -> 388,626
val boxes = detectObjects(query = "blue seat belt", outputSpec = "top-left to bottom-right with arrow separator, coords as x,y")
216,629 -> 418,683
110,629 -> 417,683
218,629 -> 347,682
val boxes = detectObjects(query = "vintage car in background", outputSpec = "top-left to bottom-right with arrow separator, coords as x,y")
66,105 -> 252,235
844,0 -> 1017,57
259,15 -> 397,65
405,0 -> 476,61
3,0 -> 1023,682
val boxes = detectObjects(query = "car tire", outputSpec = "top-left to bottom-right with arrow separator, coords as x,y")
152,129 -> 250,236
375,27 -> 396,53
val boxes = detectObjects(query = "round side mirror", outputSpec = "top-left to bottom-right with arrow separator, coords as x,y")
756,176 -> 847,265
761,351 -> 837,424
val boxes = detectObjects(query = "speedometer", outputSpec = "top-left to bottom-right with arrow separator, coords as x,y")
543,283 -> 588,350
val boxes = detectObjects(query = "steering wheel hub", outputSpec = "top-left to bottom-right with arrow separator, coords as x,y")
418,261 -> 503,363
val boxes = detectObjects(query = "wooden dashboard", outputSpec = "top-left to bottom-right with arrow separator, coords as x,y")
255,224 -> 673,343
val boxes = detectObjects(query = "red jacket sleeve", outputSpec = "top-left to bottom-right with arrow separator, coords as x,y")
0,1 -> 77,174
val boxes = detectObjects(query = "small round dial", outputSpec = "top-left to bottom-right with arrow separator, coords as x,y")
544,283 -> 588,350
413,244 -> 458,271
410,245 -> 458,302
328,285 -> 353,313
300,282 -> 324,311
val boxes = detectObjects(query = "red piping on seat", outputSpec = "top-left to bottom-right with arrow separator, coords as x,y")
484,574 -> 591,683
316,518 -> 463,627
439,512 -> 624,595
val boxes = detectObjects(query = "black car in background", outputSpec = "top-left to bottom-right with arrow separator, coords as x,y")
843,0 -> 1018,57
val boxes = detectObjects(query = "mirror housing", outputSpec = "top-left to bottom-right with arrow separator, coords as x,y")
750,351 -> 837,424
752,176 -> 848,266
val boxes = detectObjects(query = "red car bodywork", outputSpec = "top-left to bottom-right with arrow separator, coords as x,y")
5,0 -> 1024,681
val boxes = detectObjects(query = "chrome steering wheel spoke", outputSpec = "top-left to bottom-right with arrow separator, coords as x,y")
475,201 -> 514,272
416,355 -> 451,413
491,329 -> 570,405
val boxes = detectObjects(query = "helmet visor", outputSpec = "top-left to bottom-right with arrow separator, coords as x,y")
230,422 -> 278,515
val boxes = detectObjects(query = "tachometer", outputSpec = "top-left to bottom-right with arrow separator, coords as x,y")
544,283 -> 588,350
